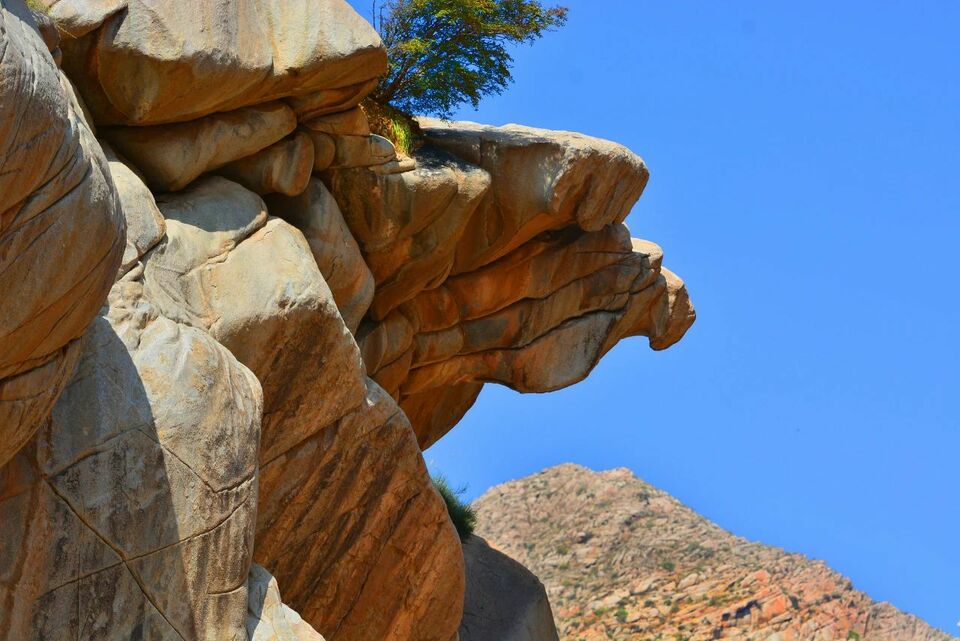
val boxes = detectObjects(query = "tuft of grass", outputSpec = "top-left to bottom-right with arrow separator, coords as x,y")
362,99 -> 421,157
660,560 -> 676,572
433,475 -> 476,542
25,0 -> 50,13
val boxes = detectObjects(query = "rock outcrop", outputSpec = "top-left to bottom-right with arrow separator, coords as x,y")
1,1 -> 696,640
473,465 -> 957,641
333,121 -> 695,448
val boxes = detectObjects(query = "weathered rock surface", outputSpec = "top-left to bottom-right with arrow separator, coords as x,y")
419,119 -> 650,273
102,102 -> 298,191
266,178 -> 375,332
0,270 -> 263,640
331,123 -> 694,447
218,131 -> 316,197
101,141 -> 166,274
0,3 -> 124,468
247,564 -> 326,641
50,0 -> 387,125
474,465 -> 958,641
142,177 -> 366,466
324,146 -> 491,320
460,536 -> 560,641
255,379 -> 465,641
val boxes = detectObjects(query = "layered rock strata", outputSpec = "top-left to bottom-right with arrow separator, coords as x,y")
0,1 -> 695,640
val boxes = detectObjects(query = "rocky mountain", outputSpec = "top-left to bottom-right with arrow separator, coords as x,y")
473,465 -> 955,641
0,1 -> 694,639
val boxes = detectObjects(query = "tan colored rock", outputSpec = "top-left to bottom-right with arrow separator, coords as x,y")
306,129 -> 338,171
324,147 -> 491,320
286,78 -> 379,122
329,133 -> 398,169
266,179 -> 375,332
419,118 -> 650,273
52,0 -> 386,125
101,101 -> 298,192
247,565 -> 326,641
100,141 -> 165,274
255,379 -> 465,641
217,131 -> 316,197
302,107 -> 370,136
142,177 -> 366,465
460,536 -> 560,641
0,270 -> 263,640
0,5 -> 124,467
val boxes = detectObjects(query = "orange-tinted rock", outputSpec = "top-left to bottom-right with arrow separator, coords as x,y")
324,147 -> 491,320
255,379 -> 464,641
329,122 -> 694,448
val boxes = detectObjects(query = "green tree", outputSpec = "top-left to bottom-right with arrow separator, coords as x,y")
371,0 -> 568,117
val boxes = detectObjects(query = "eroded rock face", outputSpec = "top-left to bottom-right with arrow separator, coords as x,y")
0,271 -> 262,640
334,122 -> 695,447
266,178 -> 375,333
0,3 -> 125,468
142,176 -> 367,466
255,379 -> 465,641
460,537 -> 560,641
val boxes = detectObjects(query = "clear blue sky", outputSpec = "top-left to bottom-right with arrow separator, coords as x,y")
350,0 -> 960,633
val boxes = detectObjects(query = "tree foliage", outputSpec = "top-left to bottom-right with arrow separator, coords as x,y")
371,0 -> 568,117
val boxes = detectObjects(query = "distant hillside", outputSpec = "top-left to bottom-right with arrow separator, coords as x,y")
472,464 -> 956,641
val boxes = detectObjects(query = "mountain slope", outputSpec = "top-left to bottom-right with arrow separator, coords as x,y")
472,464 -> 955,641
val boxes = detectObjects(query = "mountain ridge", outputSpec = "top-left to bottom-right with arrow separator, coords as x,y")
472,463 -> 956,641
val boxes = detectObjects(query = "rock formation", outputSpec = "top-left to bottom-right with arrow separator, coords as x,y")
0,1 -> 694,639
473,465 -> 957,641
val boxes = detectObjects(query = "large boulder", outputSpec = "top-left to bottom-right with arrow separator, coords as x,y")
0,2 -> 125,468
49,0 -> 387,125
266,178 -> 375,333
0,270 -> 263,640
141,177 -> 367,465
460,537 -> 560,641
101,102 -> 298,191
136,177 -> 462,641
419,119 -> 650,273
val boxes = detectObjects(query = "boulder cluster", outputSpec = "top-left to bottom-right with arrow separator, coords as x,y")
0,1 -> 694,640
